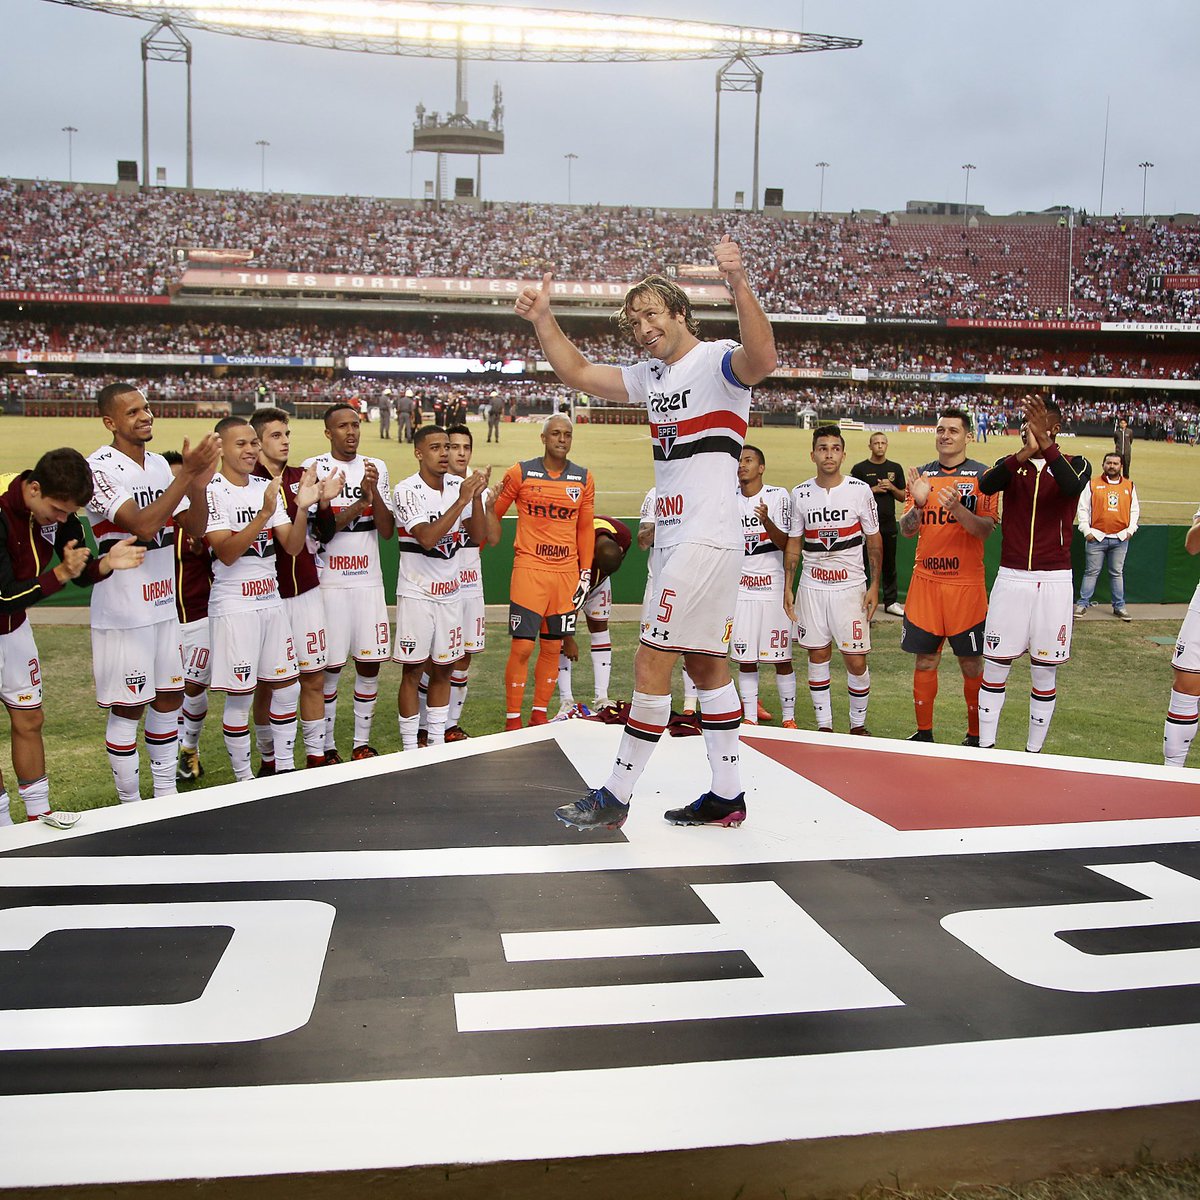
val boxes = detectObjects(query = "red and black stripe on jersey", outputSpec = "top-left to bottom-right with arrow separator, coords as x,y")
650,409 -> 747,463
802,522 -> 864,554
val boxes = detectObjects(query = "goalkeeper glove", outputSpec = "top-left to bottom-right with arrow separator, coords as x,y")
571,568 -> 592,610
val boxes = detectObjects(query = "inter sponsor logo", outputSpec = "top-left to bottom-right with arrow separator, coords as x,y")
524,502 -> 575,520
648,387 -> 691,414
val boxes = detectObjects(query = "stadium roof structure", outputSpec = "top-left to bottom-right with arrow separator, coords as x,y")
47,0 -> 861,62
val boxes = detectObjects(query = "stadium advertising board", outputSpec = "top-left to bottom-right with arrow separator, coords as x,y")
0,291 -> 169,306
0,351 -> 334,368
346,355 -> 525,375
179,269 -> 733,306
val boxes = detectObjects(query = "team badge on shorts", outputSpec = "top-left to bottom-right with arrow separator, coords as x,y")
985,632 -> 1001,652
397,636 -> 417,656
510,614 -> 522,633
733,640 -> 748,657
124,670 -> 147,696
233,663 -> 252,685
656,424 -> 678,457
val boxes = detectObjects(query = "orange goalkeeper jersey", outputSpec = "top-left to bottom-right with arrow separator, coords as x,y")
494,457 -> 595,574
902,458 -> 998,586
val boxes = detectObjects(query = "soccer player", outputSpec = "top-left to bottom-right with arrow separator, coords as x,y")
1164,506 -> 1200,766
486,414 -> 595,730
204,418 -> 320,781
784,426 -> 881,735
392,425 -> 488,749
0,450 -> 144,824
302,403 -> 395,762
516,234 -> 777,829
898,409 -> 998,746
557,515 -> 633,714
87,383 -> 220,803
850,432 -> 906,617
163,450 -> 214,784
977,395 -> 1091,752
732,445 -> 797,727
251,407 -> 341,772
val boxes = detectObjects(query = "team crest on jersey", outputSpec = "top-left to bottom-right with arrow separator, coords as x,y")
124,670 -> 147,696
565,486 -> 582,503
656,425 -> 678,457
985,632 -> 1001,651
233,663 -> 252,685
817,528 -> 840,550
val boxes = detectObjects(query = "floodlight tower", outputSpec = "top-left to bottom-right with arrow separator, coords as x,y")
47,2 -> 860,207
141,15 -> 193,189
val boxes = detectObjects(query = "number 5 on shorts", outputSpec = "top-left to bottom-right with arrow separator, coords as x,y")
656,589 -> 676,624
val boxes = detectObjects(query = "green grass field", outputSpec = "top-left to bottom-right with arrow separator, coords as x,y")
0,413 -> 1197,814
2,414 -> 1197,522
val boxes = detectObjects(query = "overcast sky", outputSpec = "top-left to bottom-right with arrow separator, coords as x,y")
3,0 -> 1196,218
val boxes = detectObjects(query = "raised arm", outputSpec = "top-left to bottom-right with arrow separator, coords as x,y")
514,272 -> 629,403
716,236 -> 777,386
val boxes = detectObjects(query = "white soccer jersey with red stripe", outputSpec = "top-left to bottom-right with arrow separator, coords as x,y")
622,339 -> 750,551
205,473 -> 288,616
301,453 -> 391,590
391,471 -> 469,603
86,445 -> 183,630
738,484 -> 792,599
790,475 -> 879,591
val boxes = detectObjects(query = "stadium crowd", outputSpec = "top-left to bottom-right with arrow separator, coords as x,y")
3,179 -> 1199,321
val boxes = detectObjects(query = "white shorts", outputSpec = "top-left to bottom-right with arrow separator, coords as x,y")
731,596 -> 793,664
462,591 -> 486,655
983,567 -> 1074,664
321,584 -> 391,667
286,588 -> 328,674
1172,590 -> 1200,673
393,595 -> 465,665
641,543 -> 739,657
0,623 -> 42,709
583,579 -> 612,623
209,607 -> 298,694
795,586 -> 871,654
181,618 -> 212,687
92,620 -> 184,709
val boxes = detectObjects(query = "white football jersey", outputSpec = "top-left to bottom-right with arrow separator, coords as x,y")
302,453 -> 391,590
622,339 -> 750,551
205,473 -> 288,616
456,479 -> 484,598
86,445 -> 184,630
738,484 -> 791,600
391,471 -> 470,603
790,475 -> 879,591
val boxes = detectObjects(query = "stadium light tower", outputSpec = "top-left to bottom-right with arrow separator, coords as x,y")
61,125 -> 78,182
1139,160 -> 1154,226
256,139 -> 270,192
961,162 -> 976,226
564,152 -> 578,205
815,160 -> 829,215
47,2 -> 860,204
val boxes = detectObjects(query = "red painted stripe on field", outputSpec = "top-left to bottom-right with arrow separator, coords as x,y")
741,737 -> 1200,830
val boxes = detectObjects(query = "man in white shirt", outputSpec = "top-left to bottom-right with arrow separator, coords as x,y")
302,403 -> 395,763
205,418 -> 320,781
87,382 -> 220,803
391,425 -> 488,749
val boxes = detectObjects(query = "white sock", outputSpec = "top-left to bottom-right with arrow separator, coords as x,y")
736,671 -> 759,721
602,690 -> 672,804
1164,689 -> 1200,766
448,669 -> 469,725
426,703 -> 449,746
105,712 -> 142,803
180,692 -> 208,751
18,775 -> 50,819
399,712 -> 420,751
557,654 -> 574,704
590,633 -> 612,699
1027,662 -> 1058,753
777,671 -> 797,721
353,669 -> 379,748
222,692 -> 254,782
808,660 -> 833,730
301,718 -> 325,763
144,706 -> 179,797
255,722 -> 274,767
322,670 -> 340,752
847,668 -> 871,730
270,681 -> 300,772
682,668 -> 698,712
0,791 -> 12,826
698,682 -> 743,799
978,659 -> 1011,748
